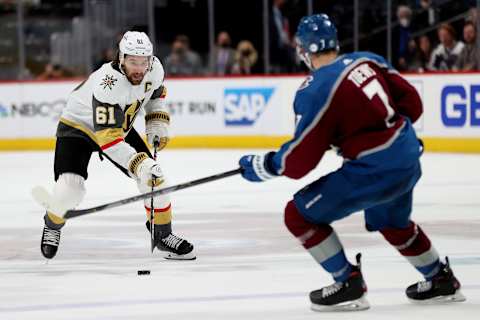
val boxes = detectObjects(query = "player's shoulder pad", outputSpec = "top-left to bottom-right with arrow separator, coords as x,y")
148,56 -> 165,89
350,51 -> 396,71
92,62 -> 125,105
295,54 -> 370,114
294,72 -> 332,116
297,58 -> 342,97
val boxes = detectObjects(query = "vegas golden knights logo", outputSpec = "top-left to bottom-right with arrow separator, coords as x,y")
123,99 -> 145,131
145,81 -> 152,93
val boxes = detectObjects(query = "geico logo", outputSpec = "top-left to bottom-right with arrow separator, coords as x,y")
441,85 -> 480,127
224,87 -> 275,125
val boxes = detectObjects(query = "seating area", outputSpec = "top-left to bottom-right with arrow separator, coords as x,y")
0,0 -> 478,80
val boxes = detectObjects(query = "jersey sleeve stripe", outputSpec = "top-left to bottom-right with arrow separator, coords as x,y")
100,137 -> 124,150
145,111 -> 170,124
151,85 -> 166,100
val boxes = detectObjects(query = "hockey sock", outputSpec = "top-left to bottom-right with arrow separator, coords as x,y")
284,201 -> 352,283
145,203 -> 172,224
44,212 -> 65,229
380,221 -> 440,280
43,173 -> 85,228
145,204 -> 172,238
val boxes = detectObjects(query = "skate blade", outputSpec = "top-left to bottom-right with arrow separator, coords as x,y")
311,296 -> 370,312
408,290 -> 466,304
162,251 -> 196,261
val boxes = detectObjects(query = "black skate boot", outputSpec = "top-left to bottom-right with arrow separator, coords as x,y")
40,215 -> 63,259
310,253 -> 369,312
146,222 -> 196,260
406,257 -> 466,303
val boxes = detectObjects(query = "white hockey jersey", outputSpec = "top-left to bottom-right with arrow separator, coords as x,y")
57,56 -> 169,175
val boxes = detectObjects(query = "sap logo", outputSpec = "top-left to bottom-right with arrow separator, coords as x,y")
441,85 -> 480,126
224,87 -> 275,125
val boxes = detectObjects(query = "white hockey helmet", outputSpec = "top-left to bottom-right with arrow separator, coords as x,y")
119,31 -> 153,66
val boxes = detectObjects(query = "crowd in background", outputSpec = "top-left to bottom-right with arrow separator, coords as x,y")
393,2 -> 479,72
1,0 -> 479,80
86,29 -> 261,78
163,33 -> 259,76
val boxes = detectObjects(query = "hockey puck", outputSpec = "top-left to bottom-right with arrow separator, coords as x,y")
137,270 -> 150,275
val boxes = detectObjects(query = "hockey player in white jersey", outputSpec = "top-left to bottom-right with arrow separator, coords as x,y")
40,31 -> 195,260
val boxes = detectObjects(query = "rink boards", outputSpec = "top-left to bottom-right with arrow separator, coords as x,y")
0,73 -> 479,152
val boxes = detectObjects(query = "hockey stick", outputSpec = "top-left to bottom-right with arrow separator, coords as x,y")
32,168 -> 242,220
149,138 -> 159,253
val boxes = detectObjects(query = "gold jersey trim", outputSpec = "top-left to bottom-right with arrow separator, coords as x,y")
59,117 -> 99,144
96,127 -> 124,146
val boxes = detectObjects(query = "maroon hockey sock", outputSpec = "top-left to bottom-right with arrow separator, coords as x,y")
380,221 -> 441,279
284,200 -> 352,282
284,200 -> 333,249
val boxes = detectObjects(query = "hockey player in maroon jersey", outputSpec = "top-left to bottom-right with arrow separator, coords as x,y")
239,14 -> 465,311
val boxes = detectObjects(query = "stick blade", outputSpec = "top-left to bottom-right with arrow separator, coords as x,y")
31,186 -> 67,216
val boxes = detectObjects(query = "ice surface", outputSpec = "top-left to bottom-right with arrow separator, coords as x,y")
0,150 -> 479,319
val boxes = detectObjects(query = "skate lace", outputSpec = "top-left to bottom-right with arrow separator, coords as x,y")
322,283 -> 343,298
417,280 -> 432,292
161,234 -> 183,250
42,228 -> 60,246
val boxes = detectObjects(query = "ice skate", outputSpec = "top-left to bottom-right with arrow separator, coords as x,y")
310,253 -> 370,312
146,222 -> 196,260
406,257 -> 466,303
40,224 -> 62,259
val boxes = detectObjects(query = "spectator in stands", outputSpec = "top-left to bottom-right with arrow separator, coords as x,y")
414,0 -> 437,29
232,40 -> 258,75
36,63 -> 71,80
394,5 -> 413,71
415,35 -> 433,72
208,31 -> 236,75
467,6 -> 478,24
429,23 -> 464,71
269,0 -> 295,73
403,38 -> 421,72
455,21 -> 479,71
164,35 -> 203,76
94,48 -> 115,70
